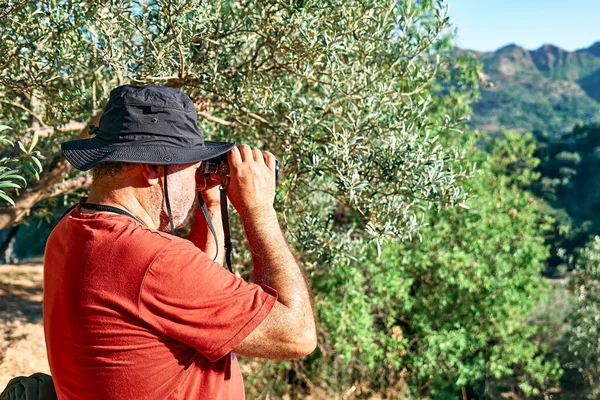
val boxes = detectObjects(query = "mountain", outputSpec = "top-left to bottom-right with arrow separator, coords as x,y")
461,42 -> 600,138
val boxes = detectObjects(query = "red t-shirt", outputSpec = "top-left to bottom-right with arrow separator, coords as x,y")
43,206 -> 277,399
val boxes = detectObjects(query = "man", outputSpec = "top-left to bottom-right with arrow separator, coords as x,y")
43,85 -> 316,399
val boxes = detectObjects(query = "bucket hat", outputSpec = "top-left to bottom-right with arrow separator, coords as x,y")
62,84 -> 235,171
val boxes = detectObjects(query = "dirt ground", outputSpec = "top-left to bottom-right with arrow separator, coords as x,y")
0,263 -> 50,388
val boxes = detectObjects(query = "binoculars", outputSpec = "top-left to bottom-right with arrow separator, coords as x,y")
200,154 -> 279,183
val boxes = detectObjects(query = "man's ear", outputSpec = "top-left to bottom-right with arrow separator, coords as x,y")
140,164 -> 161,186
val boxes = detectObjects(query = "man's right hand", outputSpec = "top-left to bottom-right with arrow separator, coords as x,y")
226,144 -> 277,219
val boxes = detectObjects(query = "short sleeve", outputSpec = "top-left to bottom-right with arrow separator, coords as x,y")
139,240 -> 277,362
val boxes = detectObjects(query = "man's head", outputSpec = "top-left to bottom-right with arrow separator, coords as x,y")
62,85 -> 235,171
62,85 -> 235,231
90,161 -> 207,231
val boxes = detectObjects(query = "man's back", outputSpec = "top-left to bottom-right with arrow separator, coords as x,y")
43,206 -> 276,399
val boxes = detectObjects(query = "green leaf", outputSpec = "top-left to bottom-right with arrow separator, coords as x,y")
0,182 -> 22,189
0,169 -> 20,179
0,174 -> 27,184
21,162 -> 39,180
29,130 -> 39,153
31,156 -> 43,173
18,141 -> 27,154
0,192 -> 15,207
0,125 -> 11,132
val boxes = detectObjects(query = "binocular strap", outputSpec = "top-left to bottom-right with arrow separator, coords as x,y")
198,189 -> 233,273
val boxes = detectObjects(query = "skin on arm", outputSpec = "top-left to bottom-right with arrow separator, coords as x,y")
227,145 -> 317,360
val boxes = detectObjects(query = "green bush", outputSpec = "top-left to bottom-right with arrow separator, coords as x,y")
244,132 -> 561,399
532,123 -> 600,276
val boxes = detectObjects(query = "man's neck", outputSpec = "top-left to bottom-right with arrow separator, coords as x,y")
84,186 -> 159,230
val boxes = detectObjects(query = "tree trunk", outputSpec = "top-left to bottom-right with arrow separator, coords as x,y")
0,113 -> 101,229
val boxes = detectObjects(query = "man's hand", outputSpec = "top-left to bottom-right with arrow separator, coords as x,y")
226,144 -> 277,218
196,171 -> 221,206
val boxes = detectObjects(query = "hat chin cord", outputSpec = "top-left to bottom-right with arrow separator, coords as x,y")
163,165 -> 233,273
163,166 -> 175,233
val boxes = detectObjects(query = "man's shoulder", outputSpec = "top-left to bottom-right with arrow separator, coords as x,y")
122,224 -> 202,258
122,225 -> 210,267
134,224 -> 176,244
50,209 -> 198,258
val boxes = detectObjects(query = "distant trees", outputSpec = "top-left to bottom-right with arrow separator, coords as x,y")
532,123 -> 600,275
563,236 -> 600,398
467,43 -> 600,139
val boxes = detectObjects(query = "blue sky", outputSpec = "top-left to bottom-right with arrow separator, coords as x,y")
448,0 -> 600,52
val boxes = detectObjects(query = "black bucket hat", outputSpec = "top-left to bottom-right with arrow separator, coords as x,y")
62,84 -> 235,171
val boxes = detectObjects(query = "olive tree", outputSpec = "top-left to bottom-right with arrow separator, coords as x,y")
0,0 -> 476,234
0,0 -> 480,395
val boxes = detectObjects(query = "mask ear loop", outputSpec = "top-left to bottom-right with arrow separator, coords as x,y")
163,166 -> 175,233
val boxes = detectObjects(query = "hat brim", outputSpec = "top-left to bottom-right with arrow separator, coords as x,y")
62,138 -> 236,171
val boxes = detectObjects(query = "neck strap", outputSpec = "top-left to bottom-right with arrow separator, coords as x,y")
163,166 -> 175,233
198,188 -> 233,272
62,174 -> 233,273
79,197 -> 146,226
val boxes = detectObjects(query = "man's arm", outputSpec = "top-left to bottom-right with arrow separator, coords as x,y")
227,145 -> 317,359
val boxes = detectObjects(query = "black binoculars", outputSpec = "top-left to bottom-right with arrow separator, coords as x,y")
200,154 -> 279,183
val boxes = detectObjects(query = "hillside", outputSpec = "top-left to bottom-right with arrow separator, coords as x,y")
461,42 -> 600,138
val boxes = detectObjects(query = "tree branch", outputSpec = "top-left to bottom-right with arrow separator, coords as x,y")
188,89 -> 277,132
135,75 -> 180,82
0,99 -> 47,127
0,113 -> 101,228
0,0 -> 28,19
397,80 -> 432,98
196,110 -> 238,127
238,106 -> 274,128
49,174 -> 93,198
36,121 -> 89,137
192,95 -> 274,130
0,121 -> 89,160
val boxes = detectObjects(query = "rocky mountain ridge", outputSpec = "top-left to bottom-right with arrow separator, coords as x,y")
461,41 -> 600,137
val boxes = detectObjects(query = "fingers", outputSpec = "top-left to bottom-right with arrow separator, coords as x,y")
231,144 -> 276,170
227,145 -> 242,167
238,144 -> 253,162
252,147 -> 263,162
263,151 -> 276,171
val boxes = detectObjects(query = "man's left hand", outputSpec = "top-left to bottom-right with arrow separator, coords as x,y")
196,172 -> 221,206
